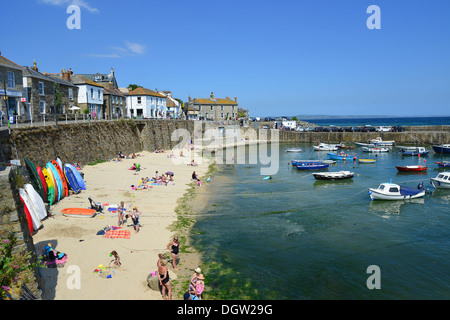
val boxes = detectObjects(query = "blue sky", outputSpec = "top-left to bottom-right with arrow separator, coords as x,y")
1,0 -> 449,117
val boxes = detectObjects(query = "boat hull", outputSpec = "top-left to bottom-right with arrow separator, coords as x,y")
401,151 -> 429,156
396,166 -> 427,172
430,179 -> 450,189
297,164 -> 329,170
313,171 -> 354,180
61,208 -> 96,218
359,159 -> 376,163
369,189 -> 425,200
432,145 -> 450,154
327,153 -> 357,161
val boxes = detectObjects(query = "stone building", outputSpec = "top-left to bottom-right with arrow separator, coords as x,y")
23,63 -> 79,121
0,52 -> 24,123
80,67 -> 118,90
102,86 -> 126,119
187,92 -> 238,121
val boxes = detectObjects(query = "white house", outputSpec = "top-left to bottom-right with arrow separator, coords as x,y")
71,74 -> 104,118
157,90 -> 182,119
126,87 -> 167,119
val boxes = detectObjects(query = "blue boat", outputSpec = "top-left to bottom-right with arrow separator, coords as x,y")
297,163 -> 329,170
327,152 -> 357,161
401,147 -> 429,156
432,144 -> 450,154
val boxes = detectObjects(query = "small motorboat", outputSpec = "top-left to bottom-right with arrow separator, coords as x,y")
359,159 -> 376,164
362,147 -> 389,153
432,144 -> 450,154
297,163 -> 329,170
291,160 -> 336,166
435,161 -> 450,168
313,143 -> 338,151
401,147 -> 429,156
62,208 -> 96,218
355,142 -> 376,148
396,165 -> 427,172
369,182 -> 425,200
327,152 -> 358,161
430,172 -> 450,189
370,137 -> 395,146
313,171 -> 354,181
397,146 -> 420,152
285,148 -> 302,153
337,143 -> 354,149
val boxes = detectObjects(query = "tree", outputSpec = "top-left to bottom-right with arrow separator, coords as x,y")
291,116 -> 298,121
128,84 -> 140,91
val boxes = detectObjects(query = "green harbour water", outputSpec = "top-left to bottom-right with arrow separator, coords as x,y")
191,143 -> 450,299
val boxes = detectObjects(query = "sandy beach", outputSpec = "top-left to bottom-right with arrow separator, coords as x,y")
33,148 -> 211,300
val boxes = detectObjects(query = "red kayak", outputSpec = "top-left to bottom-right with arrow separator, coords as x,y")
396,165 -> 427,172
61,208 -> 96,218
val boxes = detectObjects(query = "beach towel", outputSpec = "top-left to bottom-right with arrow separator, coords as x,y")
103,229 -> 131,239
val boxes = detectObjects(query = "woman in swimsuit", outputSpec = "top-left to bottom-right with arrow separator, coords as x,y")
167,236 -> 180,271
158,260 -> 171,300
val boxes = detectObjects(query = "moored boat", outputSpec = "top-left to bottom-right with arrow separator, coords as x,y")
370,137 -> 395,146
327,152 -> 357,161
369,182 -> 425,200
362,147 -> 389,153
432,144 -> 450,154
313,143 -> 338,151
355,142 -> 376,148
396,165 -> 427,172
435,161 -> 450,168
296,163 -> 329,170
285,148 -> 302,153
401,147 -> 429,156
291,160 -> 336,166
359,159 -> 376,164
313,171 -> 354,181
430,172 -> 450,189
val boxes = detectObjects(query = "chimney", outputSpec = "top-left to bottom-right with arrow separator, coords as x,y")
188,95 -> 191,103
31,60 -> 38,72
210,92 -> 214,99
235,96 -> 237,103
62,68 -> 72,81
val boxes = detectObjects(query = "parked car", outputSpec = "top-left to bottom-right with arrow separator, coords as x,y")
391,125 -> 405,132
376,126 -> 391,132
305,127 -> 315,132
296,127 -> 305,132
344,127 -> 354,132
352,126 -> 362,132
329,126 -> 340,132
314,127 -> 324,132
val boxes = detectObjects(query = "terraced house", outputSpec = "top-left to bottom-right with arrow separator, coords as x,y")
126,87 -> 167,119
0,52 -> 23,122
187,92 -> 238,121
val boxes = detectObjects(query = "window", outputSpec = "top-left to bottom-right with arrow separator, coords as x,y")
198,106 -> 202,111
389,187 -> 399,193
40,101 -> 45,114
137,97 -> 142,104
39,82 -> 44,95
69,88 -> 73,100
221,105 -> 224,111
210,106 -> 213,111
98,89 -> 101,99
91,88 -> 94,99
7,72 -> 15,88
221,113 -> 224,118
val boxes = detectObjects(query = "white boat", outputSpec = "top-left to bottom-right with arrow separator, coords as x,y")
285,148 -> 302,153
430,172 -> 450,189
355,142 -> 376,148
369,182 -> 425,200
313,143 -> 338,151
397,146 -> 420,152
362,147 -> 390,153
370,137 -> 395,146
313,171 -> 354,181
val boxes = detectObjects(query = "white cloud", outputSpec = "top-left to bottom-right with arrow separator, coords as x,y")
88,42 -> 147,59
38,0 -> 99,13
125,41 -> 147,55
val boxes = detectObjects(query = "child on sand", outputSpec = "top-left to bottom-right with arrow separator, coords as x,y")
110,250 -> 121,267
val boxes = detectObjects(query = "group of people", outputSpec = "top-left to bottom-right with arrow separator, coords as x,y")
155,236 -> 205,300
116,201 -> 141,233
152,170 -> 174,186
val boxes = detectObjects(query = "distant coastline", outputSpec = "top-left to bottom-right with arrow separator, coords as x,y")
296,115 -> 449,120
